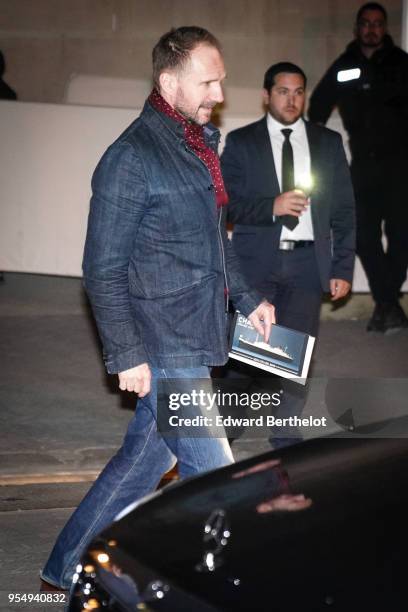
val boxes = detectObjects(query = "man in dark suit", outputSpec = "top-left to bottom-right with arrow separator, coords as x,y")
221,62 -> 355,447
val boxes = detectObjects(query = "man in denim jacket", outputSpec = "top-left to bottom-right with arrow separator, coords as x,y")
40,26 -> 275,591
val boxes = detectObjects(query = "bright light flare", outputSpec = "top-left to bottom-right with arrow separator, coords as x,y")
295,173 -> 314,196
337,68 -> 361,82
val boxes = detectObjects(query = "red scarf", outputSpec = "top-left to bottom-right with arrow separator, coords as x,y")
149,89 -> 228,208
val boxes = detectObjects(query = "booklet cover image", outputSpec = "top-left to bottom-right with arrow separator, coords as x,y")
229,312 -> 315,384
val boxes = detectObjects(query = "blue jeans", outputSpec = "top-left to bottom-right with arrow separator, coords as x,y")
41,367 -> 233,589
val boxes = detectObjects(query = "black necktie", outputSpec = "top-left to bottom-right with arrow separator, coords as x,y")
281,128 -> 298,230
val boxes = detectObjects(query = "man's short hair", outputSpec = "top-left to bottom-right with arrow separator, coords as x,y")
356,2 -> 388,23
263,62 -> 307,92
152,26 -> 222,89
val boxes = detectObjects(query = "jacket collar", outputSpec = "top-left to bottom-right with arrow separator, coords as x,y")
345,33 -> 395,62
259,114 -> 323,165
257,115 -> 325,203
254,116 -> 279,193
255,115 -> 322,188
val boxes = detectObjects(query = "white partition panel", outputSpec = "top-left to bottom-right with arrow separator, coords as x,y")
0,100 -> 137,277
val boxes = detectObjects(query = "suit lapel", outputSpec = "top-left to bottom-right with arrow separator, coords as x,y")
254,117 -> 280,194
305,120 -> 321,190
304,120 -> 324,231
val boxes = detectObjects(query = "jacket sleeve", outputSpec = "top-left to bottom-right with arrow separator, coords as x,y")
329,133 -> 356,283
221,131 -> 278,226
308,63 -> 339,125
218,206 -> 263,315
82,141 -> 149,374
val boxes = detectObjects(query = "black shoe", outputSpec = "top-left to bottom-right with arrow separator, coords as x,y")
40,579 -> 67,593
384,303 -> 408,334
366,304 -> 386,332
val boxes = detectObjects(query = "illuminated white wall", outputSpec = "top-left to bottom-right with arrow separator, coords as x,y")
0,100 -> 135,277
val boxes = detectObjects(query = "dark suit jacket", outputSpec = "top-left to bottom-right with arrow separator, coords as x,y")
221,117 -> 355,292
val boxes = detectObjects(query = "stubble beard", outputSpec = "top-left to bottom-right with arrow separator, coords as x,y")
174,88 -> 214,126
359,31 -> 384,49
174,103 -> 202,125
276,110 -> 302,126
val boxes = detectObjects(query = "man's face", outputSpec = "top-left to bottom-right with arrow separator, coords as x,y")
172,44 -> 225,125
263,72 -> 305,125
356,9 -> 387,49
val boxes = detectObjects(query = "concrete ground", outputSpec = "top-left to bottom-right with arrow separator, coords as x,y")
1,272 -> 407,611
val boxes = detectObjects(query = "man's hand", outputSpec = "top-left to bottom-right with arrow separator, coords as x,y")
273,190 -> 308,218
330,278 -> 351,301
248,301 -> 276,343
118,363 -> 151,396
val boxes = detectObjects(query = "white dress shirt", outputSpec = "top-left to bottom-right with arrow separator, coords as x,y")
266,113 -> 314,241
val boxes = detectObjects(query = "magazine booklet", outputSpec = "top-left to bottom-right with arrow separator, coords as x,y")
229,312 -> 315,385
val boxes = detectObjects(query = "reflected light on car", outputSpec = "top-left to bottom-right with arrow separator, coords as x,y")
82,598 -> 100,609
232,458 -> 281,478
205,552 -> 215,571
96,553 -> 110,564
256,493 -> 312,514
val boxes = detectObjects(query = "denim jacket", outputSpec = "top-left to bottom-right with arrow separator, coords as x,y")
83,102 -> 261,373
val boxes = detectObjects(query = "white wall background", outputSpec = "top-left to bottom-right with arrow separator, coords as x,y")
1,100 -> 139,277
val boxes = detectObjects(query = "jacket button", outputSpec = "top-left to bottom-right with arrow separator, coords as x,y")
208,184 -> 213,190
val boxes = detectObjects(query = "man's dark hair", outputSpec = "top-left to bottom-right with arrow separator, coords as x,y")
263,62 -> 307,92
152,26 -> 222,89
356,2 -> 387,23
